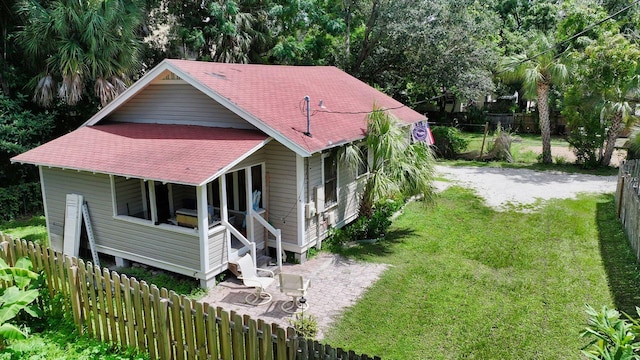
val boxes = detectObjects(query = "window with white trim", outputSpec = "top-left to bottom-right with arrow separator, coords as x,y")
323,150 -> 338,206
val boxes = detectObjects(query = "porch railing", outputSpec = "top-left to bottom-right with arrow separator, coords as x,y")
222,220 -> 256,266
249,209 -> 283,271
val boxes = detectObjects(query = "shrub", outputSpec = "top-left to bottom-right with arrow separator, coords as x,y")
431,126 -> 469,159
289,312 -> 318,339
0,257 -> 43,349
0,183 -> 43,221
324,199 -> 402,249
581,305 -> 640,360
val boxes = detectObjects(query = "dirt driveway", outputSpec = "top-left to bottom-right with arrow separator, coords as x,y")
435,164 -> 618,211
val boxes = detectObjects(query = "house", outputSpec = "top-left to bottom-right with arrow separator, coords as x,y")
12,59 -> 426,287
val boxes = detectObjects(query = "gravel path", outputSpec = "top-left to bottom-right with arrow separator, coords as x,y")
434,165 -> 618,211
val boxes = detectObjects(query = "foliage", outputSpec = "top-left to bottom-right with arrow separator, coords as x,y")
580,305 -> 640,360
0,183 -> 44,222
325,199 -> 402,249
346,108 -> 434,218
566,32 -> 640,167
563,85 -> 606,168
627,133 -> 640,160
17,0 -> 144,107
0,94 -> 55,185
289,312 -> 318,339
0,258 -> 43,349
431,126 -> 469,159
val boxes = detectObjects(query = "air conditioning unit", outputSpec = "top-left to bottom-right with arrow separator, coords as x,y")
305,202 -> 316,218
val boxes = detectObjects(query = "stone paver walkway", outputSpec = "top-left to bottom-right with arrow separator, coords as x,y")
200,253 -> 388,339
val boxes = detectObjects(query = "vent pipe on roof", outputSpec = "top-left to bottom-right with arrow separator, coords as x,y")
304,95 -> 312,137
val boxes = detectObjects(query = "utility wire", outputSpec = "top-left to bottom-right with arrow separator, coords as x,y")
501,0 -> 640,72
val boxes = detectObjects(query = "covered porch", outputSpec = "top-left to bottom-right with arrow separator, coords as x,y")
112,160 -> 283,288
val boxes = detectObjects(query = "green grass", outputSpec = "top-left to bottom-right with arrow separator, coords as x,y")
0,216 -> 48,245
0,321 -> 148,360
115,265 -> 208,300
444,132 -> 619,176
324,187 -> 639,359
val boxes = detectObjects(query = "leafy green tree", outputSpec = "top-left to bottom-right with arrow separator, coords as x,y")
0,94 -> 55,185
499,32 -> 568,164
17,0 -> 144,107
342,107 -> 435,217
567,33 -> 640,167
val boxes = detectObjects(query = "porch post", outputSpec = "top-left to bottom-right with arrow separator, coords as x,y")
220,175 -> 231,262
245,168 -> 254,245
197,185 -> 210,283
296,155 -> 306,248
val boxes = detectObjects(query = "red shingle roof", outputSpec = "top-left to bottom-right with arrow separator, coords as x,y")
12,123 -> 269,185
164,60 -> 425,154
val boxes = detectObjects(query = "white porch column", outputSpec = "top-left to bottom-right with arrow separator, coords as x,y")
245,168 -> 254,245
148,180 -> 157,224
197,185 -> 209,280
220,175 -> 231,261
296,155 -> 305,247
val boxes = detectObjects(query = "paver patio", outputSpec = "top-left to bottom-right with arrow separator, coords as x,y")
200,253 -> 388,339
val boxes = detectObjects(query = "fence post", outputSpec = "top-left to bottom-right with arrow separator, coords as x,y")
0,240 -> 10,264
157,298 -> 172,360
66,264 -> 83,334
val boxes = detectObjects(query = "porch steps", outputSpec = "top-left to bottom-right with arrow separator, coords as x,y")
228,254 -> 278,279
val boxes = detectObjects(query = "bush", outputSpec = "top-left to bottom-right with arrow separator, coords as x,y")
324,199 -> 402,249
0,183 -> 43,221
431,126 -> 469,159
581,305 -> 640,359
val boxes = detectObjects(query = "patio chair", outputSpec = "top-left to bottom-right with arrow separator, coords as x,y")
235,253 -> 275,305
278,273 -> 310,313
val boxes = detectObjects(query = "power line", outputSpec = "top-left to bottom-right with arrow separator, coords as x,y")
503,0 -> 640,71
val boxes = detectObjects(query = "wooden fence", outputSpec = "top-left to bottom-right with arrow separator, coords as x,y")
0,233 -> 380,360
616,160 -> 640,261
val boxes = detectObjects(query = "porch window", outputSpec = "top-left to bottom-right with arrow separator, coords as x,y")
114,177 -> 149,220
323,150 -> 338,206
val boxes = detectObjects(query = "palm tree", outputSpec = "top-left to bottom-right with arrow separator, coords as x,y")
342,107 -> 435,217
500,32 -> 568,164
17,0 -> 144,107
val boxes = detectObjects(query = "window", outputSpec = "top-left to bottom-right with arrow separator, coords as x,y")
323,150 -> 338,206
114,177 -> 149,220
357,144 -> 369,177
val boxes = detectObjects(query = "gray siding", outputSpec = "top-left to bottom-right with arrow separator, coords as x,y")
208,226 -> 227,269
263,142 -> 298,245
305,149 -> 364,244
42,168 -> 201,270
114,176 -> 144,216
108,84 -> 256,129
229,147 -> 267,172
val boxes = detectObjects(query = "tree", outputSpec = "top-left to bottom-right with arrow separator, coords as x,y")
342,107 -> 435,217
17,0 -> 144,107
499,32 -> 568,164
578,33 -> 640,166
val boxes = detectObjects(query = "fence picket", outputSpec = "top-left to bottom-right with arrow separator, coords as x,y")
218,308 -> 232,360
132,279 -> 146,350
140,281 -> 156,359
205,305 -> 220,359
170,292 -> 185,360
112,273 -> 126,348
122,274 -> 136,348
183,296 -> 196,359
194,301 -> 207,359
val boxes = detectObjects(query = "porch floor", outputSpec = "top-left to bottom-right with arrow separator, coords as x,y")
200,253 -> 388,339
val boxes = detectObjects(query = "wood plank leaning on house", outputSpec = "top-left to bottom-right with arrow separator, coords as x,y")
0,233 -> 380,360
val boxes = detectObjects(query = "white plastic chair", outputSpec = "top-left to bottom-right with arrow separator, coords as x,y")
235,254 -> 275,305
278,273 -> 310,313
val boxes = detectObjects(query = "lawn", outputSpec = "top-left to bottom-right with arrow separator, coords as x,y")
324,187 -> 639,359
0,216 -> 48,245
